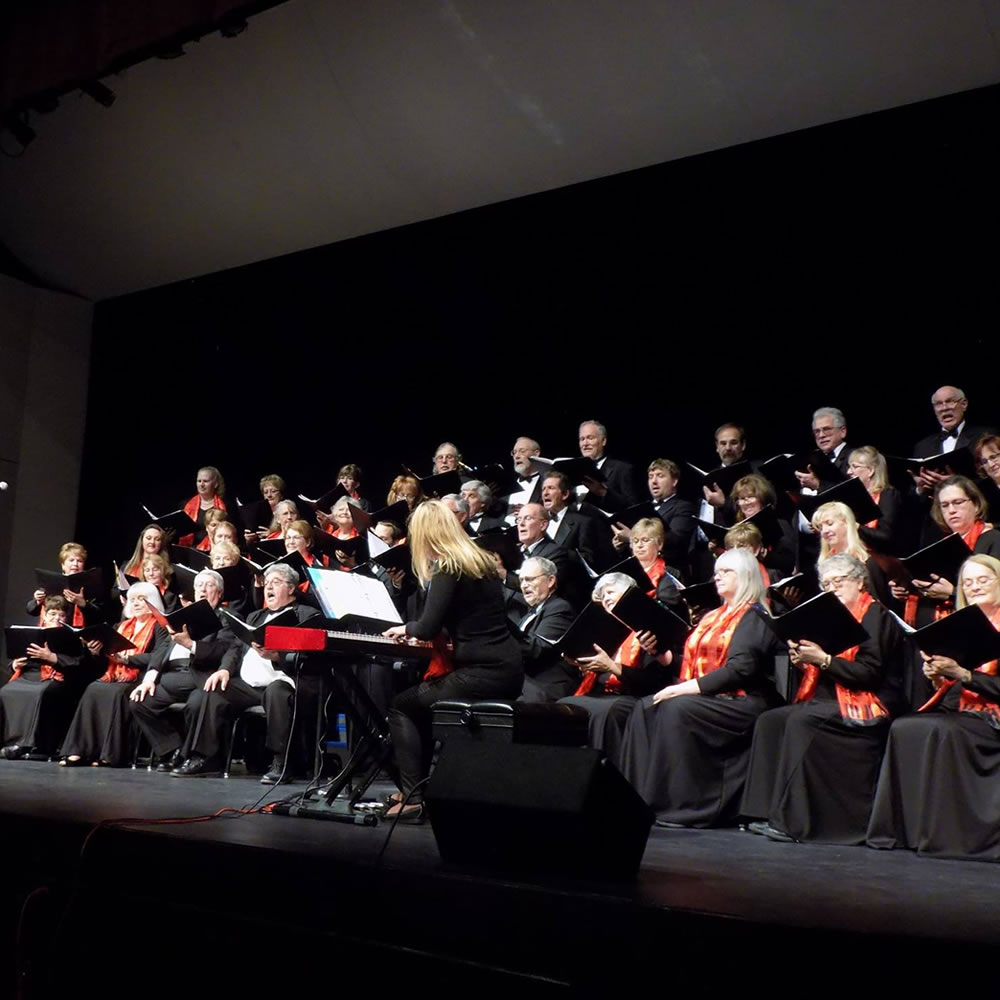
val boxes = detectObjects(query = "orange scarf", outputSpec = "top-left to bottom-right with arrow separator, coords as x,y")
11,617 -> 81,682
919,606 -> 1000,726
180,495 -> 226,546
903,520 -> 987,626
864,490 -> 881,530
99,615 -> 157,684
793,592 -> 888,725
679,601 -> 750,692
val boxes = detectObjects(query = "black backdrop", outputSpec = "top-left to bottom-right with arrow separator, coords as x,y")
78,82 -> 999,563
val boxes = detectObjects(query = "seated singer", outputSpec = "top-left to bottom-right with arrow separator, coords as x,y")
172,562 -> 318,783
383,500 -> 524,822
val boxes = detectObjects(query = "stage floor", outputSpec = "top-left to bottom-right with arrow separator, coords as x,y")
1,760 -> 999,995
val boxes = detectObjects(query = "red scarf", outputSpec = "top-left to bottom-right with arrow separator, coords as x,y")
180,495 -> 226,546
903,520 -> 987,626
864,490 -> 881,530
679,601 -> 750,691
919,606 -> 1000,725
574,560 -> 670,697
295,551 -> 329,592
793,592 -> 888,724
12,616 -> 81,682
423,636 -> 454,681
99,615 -> 157,684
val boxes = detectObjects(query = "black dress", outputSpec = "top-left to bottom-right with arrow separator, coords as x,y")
0,648 -> 91,755
618,610 -> 781,827
60,624 -> 169,765
867,670 -> 1000,860
388,571 -> 523,801
741,602 -> 902,843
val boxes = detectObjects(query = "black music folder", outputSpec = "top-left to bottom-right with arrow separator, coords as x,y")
753,591 -> 869,657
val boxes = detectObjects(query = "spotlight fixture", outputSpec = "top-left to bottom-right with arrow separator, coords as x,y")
80,80 -> 116,108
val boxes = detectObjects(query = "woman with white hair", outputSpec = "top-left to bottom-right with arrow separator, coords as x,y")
60,582 -> 169,767
559,572 -> 677,758
741,553 -> 902,844
619,548 -> 782,827
868,554 -> 1000,859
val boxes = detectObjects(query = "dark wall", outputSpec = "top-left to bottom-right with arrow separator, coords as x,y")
79,82 -> 999,562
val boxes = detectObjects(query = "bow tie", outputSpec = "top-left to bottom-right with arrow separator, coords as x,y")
517,475 -> 535,484
941,428 -> 959,440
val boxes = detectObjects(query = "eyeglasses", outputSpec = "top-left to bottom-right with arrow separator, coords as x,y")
933,396 -> 965,410
980,452 -> 1000,468
938,497 -> 972,511
631,536 -> 656,545
821,575 -> 853,591
519,573 -> 546,584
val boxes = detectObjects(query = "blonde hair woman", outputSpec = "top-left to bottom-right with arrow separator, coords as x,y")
382,501 -> 522,821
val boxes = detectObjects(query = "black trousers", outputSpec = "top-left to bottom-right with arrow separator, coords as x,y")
187,676 -> 295,763
388,664 -> 523,801
130,667 -> 210,757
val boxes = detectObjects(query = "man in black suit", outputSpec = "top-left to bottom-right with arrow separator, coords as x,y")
129,569 -> 235,774
912,385 -> 995,493
441,493 -> 471,530
541,470 -> 613,571
513,556 -> 578,702
502,436 -> 544,523
795,407 -> 852,491
461,480 -> 506,535
499,503 -> 567,615
577,419 -> 641,512
695,423 -> 751,578
173,563 -> 319,783
612,458 -> 695,577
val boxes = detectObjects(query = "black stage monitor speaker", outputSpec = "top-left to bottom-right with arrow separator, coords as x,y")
426,742 -> 653,879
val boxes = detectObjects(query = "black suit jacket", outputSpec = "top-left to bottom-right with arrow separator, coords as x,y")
913,423 -> 995,460
589,456 -> 641,513
650,494 -> 697,573
150,610 -> 236,675
515,596 -> 578,697
549,508 -> 613,570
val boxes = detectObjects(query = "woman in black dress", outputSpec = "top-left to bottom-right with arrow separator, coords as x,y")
618,548 -> 782,828
60,582 -> 169,766
868,554 -> 1000,860
742,554 -> 902,844
847,446 -> 902,555
0,596 -> 89,759
383,500 -> 523,822
558,571 -> 677,758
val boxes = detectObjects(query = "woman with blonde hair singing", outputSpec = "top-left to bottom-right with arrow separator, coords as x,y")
383,500 -> 523,821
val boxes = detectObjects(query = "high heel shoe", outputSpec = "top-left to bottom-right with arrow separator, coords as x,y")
384,802 -> 425,824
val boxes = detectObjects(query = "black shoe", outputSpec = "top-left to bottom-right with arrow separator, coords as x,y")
155,749 -> 185,773
170,754 -> 222,778
747,820 -> 797,843
0,744 -> 29,760
259,755 -> 290,785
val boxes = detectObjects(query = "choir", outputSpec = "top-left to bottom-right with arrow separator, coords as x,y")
3,384 -> 1000,859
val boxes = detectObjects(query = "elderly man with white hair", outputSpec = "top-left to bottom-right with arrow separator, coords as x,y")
129,568 -> 236,774
172,562 -> 319,783
514,556 -> 577,702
